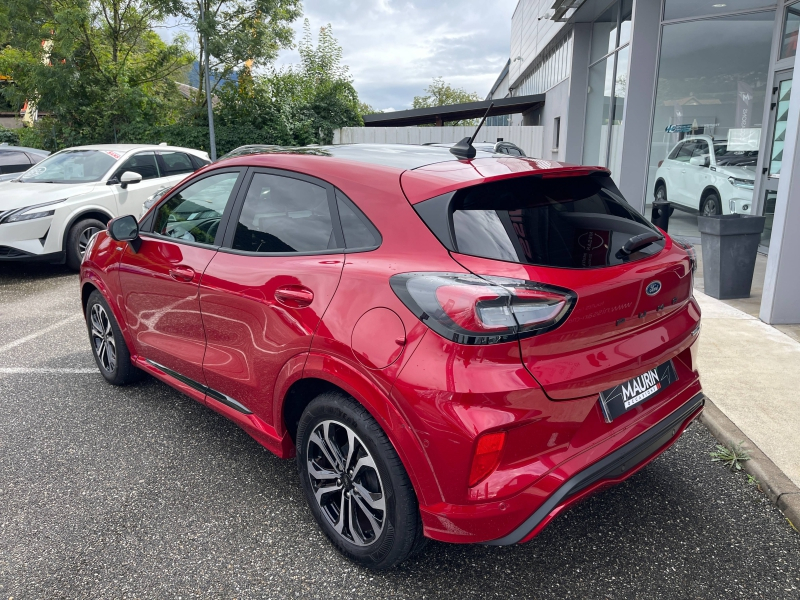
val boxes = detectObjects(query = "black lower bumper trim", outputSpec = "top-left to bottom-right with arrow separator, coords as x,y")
486,392 -> 705,546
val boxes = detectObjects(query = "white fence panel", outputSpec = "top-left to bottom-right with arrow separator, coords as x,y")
333,126 -> 544,158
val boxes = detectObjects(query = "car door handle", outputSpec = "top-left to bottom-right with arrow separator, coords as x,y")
169,266 -> 196,282
275,285 -> 314,308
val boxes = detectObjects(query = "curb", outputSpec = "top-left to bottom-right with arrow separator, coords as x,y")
699,397 -> 800,531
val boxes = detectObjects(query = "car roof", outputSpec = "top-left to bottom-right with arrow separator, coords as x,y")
212,143 -> 609,204
60,144 -> 208,156
0,144 -> 50,156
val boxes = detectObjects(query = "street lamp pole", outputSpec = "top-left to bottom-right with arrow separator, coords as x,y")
200,0 -> 217,160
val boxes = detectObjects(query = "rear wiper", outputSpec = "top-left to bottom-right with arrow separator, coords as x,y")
616,232 -> 664,259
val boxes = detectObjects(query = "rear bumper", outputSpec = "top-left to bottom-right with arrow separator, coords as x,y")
486,391 -> 705,545
418,384 -> 704,544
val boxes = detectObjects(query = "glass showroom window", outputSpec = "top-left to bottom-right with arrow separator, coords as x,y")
582,0 -> 632,179
645,10 -> 774,219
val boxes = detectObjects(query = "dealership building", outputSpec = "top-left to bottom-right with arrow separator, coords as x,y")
361,0 -> 800,326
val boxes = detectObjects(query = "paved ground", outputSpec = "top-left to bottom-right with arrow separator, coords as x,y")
1,264 -> 799,599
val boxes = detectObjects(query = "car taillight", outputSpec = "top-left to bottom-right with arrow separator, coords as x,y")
390,272 -> 576,344
675,239 -> 697,273
468,431 -> 506,487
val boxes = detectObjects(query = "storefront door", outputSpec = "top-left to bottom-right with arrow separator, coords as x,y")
760,71 -> 793,248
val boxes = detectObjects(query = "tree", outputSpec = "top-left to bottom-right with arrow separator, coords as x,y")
412,76 -> 481,125
0,0 -> 193,147
178,0 -> 302,106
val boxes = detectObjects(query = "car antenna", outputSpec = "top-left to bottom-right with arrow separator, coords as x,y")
449,102 -> 494,159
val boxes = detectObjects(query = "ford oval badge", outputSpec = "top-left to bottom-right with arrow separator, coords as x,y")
646,281 -> 662,296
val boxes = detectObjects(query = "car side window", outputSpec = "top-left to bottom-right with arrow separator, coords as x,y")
158,151 -> 195,177
0,151 -> 27,166
673,141 -> 696,163
232,173 -> 335,253
692,141 -> 710,159
152,171 -> 240,246
336,191 -> 380,250
668,142 -> 685,160
113,152 -> 160,181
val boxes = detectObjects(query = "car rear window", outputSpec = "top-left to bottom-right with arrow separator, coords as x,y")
418,174 -> 665,269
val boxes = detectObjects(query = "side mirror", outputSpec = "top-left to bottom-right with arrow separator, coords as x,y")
119,171 -> 143,189
107,215 -> 141,252
689,156 -> 709,167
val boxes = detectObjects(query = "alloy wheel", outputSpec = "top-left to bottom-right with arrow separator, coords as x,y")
306,419 -> 385,546
78,226 -> 101,258
702,197 -> 719,216
655,187 -> 666,202
90,303 -> 117,373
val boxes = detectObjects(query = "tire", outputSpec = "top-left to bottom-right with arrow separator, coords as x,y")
66,218 -> 105,271
85,290 -> 141,385
655,183 -> 667,203
296,392 -> 425,570
701,193 -> 722,216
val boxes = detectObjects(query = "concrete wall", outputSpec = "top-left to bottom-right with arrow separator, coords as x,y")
333,126 -> 545,158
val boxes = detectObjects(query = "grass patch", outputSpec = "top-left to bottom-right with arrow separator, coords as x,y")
710,442 -> 750,471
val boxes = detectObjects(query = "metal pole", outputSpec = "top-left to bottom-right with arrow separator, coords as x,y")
200,0 -> 217,160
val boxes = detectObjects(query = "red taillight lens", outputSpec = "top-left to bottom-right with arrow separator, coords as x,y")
468,431 -> 506,487
674,239 -> 697,273
390,272 -> 575,344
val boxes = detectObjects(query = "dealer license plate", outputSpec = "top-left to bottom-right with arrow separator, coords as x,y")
599,361 -> 678,422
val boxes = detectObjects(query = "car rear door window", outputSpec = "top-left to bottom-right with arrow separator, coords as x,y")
232,173 -> 335,253
158,151 -> 195,176
336,191 -> 380,250
152,171 -> 240,246
429,174 -> 665,269
114,152 -> 160,181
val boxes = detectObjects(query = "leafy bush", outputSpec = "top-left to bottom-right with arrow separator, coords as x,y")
0,126 -> 20,145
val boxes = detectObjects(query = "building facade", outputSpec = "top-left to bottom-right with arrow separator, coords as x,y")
488,0 -> 800,325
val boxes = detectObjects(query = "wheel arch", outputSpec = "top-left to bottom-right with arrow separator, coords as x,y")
654,177 -> 666,195
61,208 -> 114,253
80,276 -> 137,360
277,353 -> 442,506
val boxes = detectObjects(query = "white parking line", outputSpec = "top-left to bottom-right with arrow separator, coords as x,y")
0,314 -> 83,354
0,367 -> 97,374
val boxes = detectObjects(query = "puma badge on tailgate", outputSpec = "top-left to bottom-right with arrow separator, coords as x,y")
599,361 -> 679,422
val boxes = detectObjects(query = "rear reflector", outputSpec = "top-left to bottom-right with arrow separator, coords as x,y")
469,431 -> 507,487
390,272 -> 576,345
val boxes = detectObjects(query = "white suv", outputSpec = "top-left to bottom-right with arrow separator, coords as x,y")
653,135 -> 757,216
0,144 -> 209,269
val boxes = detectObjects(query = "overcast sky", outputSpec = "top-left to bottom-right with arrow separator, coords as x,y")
273,0 -> 517,111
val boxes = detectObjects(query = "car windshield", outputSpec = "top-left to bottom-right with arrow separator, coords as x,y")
19,149 -> 119,183
713,144 -> 758,170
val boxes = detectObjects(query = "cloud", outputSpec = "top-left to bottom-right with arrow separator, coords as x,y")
274,0 -> 516,111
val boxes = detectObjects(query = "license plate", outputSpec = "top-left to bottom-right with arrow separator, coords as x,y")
599,361 -> 678,422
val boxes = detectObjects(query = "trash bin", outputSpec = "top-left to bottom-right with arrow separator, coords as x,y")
697,214 -> 766,299
651,200 -> 674,232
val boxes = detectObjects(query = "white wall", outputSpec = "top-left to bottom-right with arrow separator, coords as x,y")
333,126 -> 545,158
510,0 -> 568,88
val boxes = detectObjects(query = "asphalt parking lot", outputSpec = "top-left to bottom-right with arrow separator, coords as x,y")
1,263 -> 799,599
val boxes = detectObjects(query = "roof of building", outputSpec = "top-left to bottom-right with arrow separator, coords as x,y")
362,94 -> 545,127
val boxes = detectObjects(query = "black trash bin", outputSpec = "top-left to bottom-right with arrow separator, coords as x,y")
697,214 -> 766,299
651,200 -> 675,232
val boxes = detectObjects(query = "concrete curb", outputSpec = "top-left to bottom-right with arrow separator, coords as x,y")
699,397 -> 800,532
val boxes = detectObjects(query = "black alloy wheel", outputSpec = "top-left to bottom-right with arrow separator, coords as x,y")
296,392 -> 426,569
85,290 -> 141,385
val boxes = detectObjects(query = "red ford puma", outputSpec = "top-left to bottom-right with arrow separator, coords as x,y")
79,144 -> 703,570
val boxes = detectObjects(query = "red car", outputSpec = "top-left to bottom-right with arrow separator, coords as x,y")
80,144 -> 703,570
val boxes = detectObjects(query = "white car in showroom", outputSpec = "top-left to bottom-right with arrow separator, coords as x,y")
653,134 -> 757,216
0,144 -> 210,269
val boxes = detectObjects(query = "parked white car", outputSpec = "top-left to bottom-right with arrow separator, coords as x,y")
653,135 -> 757,216
0,144 -> 210,269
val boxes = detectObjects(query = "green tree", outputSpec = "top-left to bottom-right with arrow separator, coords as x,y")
179,0 -> 302,106
412,76 -> 481,125
0,0 -> 193,147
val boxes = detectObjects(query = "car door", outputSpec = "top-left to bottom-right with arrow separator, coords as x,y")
117,168 -> 245,386
684,139 -> 712,210
198,169 -> 346,422
669,140 -> 698,207
111,151 -> 172,216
